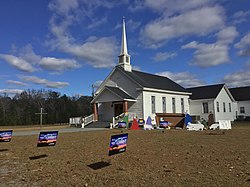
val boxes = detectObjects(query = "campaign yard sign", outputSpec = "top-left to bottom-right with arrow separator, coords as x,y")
108,133 -> 128,156
37,131 -> 58,147
0,130 -> 13,142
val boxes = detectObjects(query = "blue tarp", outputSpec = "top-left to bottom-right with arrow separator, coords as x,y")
184,113 -> 192,126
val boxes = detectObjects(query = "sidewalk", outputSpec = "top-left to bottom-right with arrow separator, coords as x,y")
7,127 -> 108,136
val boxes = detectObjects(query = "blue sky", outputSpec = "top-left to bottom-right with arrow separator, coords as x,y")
0,0 -> 250,96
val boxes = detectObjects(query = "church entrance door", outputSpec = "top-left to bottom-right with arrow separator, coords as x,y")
114,103 -> 123,117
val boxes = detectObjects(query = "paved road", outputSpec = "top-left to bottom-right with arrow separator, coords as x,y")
12,127 -> 108,136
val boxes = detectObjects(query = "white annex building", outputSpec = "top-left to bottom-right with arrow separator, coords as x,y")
91,19 -> 191,122
187,84 -> 236,122
230,86 -> 250,120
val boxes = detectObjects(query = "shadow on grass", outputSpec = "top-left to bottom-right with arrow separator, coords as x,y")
87,161 -> 111,170
29,154 -> 48,160
0,149 -> 8,152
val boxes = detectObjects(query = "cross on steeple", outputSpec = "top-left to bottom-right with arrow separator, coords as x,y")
118,16 -> 131,72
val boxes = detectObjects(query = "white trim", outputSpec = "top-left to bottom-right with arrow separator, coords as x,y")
140,87 -> 192,96
224,85 -> 235,102
189,98 -> 214,102
124,99 -> 137,102
94,68 -> 116,95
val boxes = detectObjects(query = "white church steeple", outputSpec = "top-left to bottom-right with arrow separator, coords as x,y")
118,17 -> 131,72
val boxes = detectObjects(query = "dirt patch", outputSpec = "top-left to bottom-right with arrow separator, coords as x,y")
1,125 -> 250,186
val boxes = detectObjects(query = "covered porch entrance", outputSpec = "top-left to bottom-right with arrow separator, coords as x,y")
91,86 -> 136,122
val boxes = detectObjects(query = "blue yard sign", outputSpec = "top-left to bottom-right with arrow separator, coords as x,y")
108,133 -> 128,156
0,130 -> 13,142
37,131 -> 59,147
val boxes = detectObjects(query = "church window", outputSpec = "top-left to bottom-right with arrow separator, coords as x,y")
203,102 -> 208,113
181,98 -> 184,113
172,98 -> 176,113
217,102 -> 219,112
151,96 -> 156,114
162,97 -> 166,113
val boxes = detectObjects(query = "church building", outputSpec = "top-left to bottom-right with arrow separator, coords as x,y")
91,18 -> 191,123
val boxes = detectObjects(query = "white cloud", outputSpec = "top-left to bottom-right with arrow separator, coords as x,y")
19,75 -> 69,88
127,19 -> 141,31
114,19 -> 141,31
223,70 -> 250,87
132,66 -> 141,71
87,16 -> 107,29
246,61 -> 250,68
156,71 -> 205,87
18,44 -> 41,64
0,54 -> 36,72
7,80 -> 28,86
223,60 -> 250,87
93,80 -> 103,88
48,0 -> 79,16
217,26 -> 238,45
40,57 -> 81,72
233,10 -> 250,24
234,32 -> 250,56
64,37 -> 118,68
141,6 -> 225,48
0,89 -> 24,95
128,0 -> 145,12
47,1 -> 120,68
150,0 -> 214,13
0,44 -> 81,73
182,42 -> 230,67
153,52 -> 176,62
182,26 -> 238,67
129,0 -> 216,14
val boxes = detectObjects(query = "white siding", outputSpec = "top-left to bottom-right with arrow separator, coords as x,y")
237,101 -> 250,118
143,91 -> 190,120
189,99 -> 214,121
124,92 -> 143,119
232,102 -> 238,120
214,87 -> 234,122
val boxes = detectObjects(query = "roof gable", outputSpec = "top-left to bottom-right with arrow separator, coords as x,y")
229,86 -> 250,101
187,84 -> 224,100
105,86 -> 135,101
92,86 -> 135,103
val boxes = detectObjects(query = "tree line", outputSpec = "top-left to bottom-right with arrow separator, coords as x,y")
0,89 -> 92,126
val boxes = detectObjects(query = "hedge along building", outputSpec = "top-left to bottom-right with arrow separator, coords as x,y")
91,18 -> 191,123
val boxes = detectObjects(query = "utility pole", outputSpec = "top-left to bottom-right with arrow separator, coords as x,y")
35,108 -> 48,129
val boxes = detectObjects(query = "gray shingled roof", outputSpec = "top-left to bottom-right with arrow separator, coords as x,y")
187,84 -> 224,100
117,66 -> 188,93
229,86 -> 250,101
105,86 -> 135,100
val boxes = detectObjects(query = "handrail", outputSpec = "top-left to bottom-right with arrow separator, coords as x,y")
111,113 -> 125,129
69,114 -> 94,128
83,114 -> 94,127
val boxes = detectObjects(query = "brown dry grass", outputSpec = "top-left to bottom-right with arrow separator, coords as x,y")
1,122 -> 250,186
